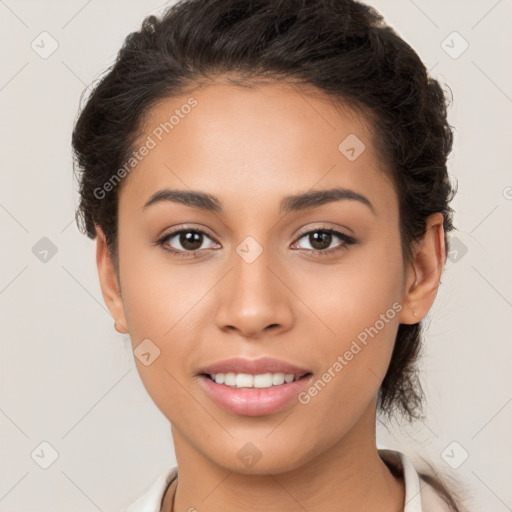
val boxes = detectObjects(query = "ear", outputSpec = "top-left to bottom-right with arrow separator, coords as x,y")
399,212 -> 446,325
95,225 -> 129,334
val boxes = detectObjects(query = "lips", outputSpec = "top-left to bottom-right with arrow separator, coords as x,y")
196,357 -> 313,416
197,356 -> 311,376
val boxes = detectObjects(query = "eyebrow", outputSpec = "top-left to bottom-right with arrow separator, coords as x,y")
142,186 -> 376,215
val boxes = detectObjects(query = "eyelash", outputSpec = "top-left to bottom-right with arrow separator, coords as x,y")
155,226 -> 356,259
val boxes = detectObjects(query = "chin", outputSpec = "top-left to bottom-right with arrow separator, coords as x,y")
206,439 -> 316,476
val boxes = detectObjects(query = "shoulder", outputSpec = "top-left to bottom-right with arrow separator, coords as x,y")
378,448 -> 454,512
125,466 -> 178,512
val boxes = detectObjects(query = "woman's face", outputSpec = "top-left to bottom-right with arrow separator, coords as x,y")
98,80 -> 433,473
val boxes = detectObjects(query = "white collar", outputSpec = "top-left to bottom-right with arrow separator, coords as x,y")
126,449 -> 451,512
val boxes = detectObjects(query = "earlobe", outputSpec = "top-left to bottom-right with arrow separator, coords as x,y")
114,320 -> 128,334
399,213 -> 446,325
95,225 -> 129,334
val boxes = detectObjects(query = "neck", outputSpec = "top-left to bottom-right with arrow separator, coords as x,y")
162,402 -> 405,512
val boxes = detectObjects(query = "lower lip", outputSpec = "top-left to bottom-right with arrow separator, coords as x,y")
198,374 -> 313,416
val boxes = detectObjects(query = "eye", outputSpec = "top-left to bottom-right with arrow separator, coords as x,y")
292,228 -> 355,256
157,228 -> 219,257
156,226 -> 355,258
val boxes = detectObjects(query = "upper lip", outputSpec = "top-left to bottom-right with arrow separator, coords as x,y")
198,357 -> 311,376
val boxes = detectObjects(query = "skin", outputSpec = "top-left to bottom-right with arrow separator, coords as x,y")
95,80 -> 445,512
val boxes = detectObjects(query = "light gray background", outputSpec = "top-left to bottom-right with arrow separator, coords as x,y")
1,0 -> 511,510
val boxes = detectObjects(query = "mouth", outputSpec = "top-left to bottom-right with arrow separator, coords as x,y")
196,357 -> 314,416
201,371 -> 311,389
197,366 -> 313,416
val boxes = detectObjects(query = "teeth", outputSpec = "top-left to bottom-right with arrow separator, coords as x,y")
211,372 -> 302,388
272,373 -> 285,385
225,372 -> 236,386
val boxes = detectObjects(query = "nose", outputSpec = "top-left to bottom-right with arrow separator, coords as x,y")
214,244 -> 294,339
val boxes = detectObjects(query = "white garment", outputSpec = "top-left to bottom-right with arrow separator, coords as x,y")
126,449 -> 453,512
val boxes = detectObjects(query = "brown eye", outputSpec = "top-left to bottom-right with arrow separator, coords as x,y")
158,229 -> 218,255
177,231 -> 204,251
308,231 -> 332,250
293,228 -> 355,255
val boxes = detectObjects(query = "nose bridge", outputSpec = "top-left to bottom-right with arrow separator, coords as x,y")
214,232 -> 292,336
233,236 -> 274,294
231,233 -> 278,304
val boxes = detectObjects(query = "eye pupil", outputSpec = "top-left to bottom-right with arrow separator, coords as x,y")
180,231 -> 203,250
162,228 -> 349,257
310,231 -> 331,250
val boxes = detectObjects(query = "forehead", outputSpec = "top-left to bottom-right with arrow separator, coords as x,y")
119,81 -> 395,216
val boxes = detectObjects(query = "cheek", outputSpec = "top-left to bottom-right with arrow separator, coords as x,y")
118,236 -> 211,339
294,296 -> 401,448
292,230 -> 404,342
116,240 -> 214,414
291,233 -> 404,406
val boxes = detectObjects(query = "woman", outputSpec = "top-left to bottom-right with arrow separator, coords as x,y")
71,0 -> 465,510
